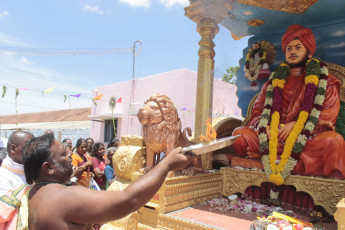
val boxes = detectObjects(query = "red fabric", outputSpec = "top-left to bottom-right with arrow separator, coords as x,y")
244,183 -> 314,211
282,24 -> 316,55
91,157 -> 106,190
232,72 -> 345,178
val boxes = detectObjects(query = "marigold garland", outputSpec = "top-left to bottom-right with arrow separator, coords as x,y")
258,58 -> 328,185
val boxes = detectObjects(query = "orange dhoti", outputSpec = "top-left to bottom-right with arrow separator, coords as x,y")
233,126 -> 345,178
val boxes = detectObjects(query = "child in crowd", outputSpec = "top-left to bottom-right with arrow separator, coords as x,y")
104,147 -> 118,188
91,143 -> 107,190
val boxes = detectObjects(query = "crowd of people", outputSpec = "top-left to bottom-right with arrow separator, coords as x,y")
0,131 -> 194,229
61,136 -> 120,190
0,131 -> 121,195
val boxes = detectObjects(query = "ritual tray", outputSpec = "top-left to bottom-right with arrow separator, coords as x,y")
181,135 -> 240,156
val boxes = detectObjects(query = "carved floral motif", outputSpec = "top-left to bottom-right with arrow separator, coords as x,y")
238,0 -> 318,14
221,168 -> 345,215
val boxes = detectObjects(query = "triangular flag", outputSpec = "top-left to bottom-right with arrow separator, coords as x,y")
42,86 -> 55,96
70,94 -> 81,98
116,97 -> 122,103
93,94 -> 103,100
15,88 -> 19,99
92,99 -> 97,106
181,108 -> 187,111
2,86 -> 7,98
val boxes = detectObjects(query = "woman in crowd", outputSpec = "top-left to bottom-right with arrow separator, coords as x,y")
107,137 -> 120,149
104,147 -> 117,188
91,142 -> 107,190
71,138 -> 93,187
86,137 -> 94,156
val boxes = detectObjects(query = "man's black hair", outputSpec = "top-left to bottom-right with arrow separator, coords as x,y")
86,138 -> 94,143
92,142 -> 104,154
75,138 -> 87,149
23,134 -> 55,184
107,137 -> 120,148
62,138 -> 71,143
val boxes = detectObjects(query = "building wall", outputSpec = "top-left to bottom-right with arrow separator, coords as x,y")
90,69 -> 242,143
0,128 -> 90,148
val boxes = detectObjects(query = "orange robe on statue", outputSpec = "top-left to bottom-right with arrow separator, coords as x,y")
233,71 -> 345,178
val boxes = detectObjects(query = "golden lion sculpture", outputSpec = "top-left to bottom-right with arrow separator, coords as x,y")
137,94 -> 203,175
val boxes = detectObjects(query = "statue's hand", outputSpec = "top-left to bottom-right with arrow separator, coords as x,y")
278,121 -> 296,142
266,125 -> 270,138
248,151 -> 261,159
317,119 -> 335,131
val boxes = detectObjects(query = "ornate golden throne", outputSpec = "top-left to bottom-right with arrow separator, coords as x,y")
214,62 -> 345,217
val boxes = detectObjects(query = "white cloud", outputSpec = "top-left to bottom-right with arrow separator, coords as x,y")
0,10 -> 9,19
118,0 -> 151,8
333,30 -> 345,37
82,5 -> 104,15
20,57 -> 32,64
159,0 -> 189,8
0,32 -> 27,47
0,56 -> 93,115
327,42 -> 345,49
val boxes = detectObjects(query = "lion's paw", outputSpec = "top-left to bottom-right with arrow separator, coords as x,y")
167,171 -> 175,178
179,167 -> 204,176
139,166 -> 153,174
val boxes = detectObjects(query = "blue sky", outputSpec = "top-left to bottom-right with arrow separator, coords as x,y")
0,0 -> 248,115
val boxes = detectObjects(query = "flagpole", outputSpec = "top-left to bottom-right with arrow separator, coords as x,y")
127,40 -> 141,134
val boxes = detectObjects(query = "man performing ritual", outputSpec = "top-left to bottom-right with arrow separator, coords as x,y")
233,24 -> 345,186
14,134 -> 195,229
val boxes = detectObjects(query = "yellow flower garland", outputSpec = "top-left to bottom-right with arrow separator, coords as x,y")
260,58 -> 327,186
268,63 -> 319,184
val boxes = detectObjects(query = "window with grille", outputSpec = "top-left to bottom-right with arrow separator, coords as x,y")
104,119 -> 117,142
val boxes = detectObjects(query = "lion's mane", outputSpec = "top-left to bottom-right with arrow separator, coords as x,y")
142,94 -> 182,153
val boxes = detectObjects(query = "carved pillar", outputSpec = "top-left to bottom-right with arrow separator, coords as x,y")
185,0 -> 234,169
194,18 -> 218,141
185,0 -> 234,141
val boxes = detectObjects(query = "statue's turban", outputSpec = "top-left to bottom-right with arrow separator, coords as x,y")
282,24 -> 316,55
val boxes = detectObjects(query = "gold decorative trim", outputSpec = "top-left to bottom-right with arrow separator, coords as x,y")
184,0 -> 234,24
238,0 -> 318,14
327,62 -> 345,103
113,135 -> 145,180
221,168 -> 345,215
248,19 -> 264,27
132,172 -> 222,214
335,199 -> 345,230
103,172 -> 222,230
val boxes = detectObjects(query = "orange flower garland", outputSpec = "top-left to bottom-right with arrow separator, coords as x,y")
259,58 -> 328,185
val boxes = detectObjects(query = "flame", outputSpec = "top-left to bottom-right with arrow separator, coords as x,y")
199,118 -> 217,143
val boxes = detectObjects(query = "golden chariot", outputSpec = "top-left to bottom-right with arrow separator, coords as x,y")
102,0 -> 345,229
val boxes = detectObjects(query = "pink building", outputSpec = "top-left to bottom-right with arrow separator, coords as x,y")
89,69 -> 242,144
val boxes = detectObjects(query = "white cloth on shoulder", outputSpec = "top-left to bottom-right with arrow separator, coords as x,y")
0,156 -> 26,196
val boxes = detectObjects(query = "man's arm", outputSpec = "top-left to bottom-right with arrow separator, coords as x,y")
59,147 -> 194,224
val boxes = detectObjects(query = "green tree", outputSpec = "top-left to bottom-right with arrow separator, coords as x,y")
222,66 -> 239,84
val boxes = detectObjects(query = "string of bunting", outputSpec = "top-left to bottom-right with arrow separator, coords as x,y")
0,85 -> 239,116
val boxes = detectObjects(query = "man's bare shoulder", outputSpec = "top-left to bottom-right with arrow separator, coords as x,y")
29,184 -> 93,230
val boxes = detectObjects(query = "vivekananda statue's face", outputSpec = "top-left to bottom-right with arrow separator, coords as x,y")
285,39 -> 310,67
